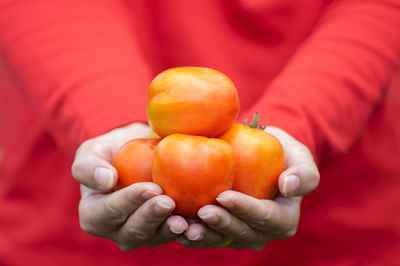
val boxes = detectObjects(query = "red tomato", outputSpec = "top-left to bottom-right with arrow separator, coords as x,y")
152,134 -> 235,218
147,67 -> 240,138
112,138 -> 160,189
219,123 -> 286,199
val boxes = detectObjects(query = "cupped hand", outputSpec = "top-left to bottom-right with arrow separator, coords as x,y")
71,123 -> 189,250
177,126 -> 320,250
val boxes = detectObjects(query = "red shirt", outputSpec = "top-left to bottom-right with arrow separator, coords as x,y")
1,1 -> 399,265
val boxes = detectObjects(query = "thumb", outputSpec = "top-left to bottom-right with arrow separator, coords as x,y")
71,122 -> 151,191
265,126 -> 320,197
72,141 -> 118,191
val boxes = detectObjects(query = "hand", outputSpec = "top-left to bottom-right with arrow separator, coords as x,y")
72,123 -> 189,250
177,126 -> 320,250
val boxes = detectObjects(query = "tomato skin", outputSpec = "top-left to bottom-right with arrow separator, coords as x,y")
152,134 -> 235,218
112,138 -> 160,189
147,67 -> 240,138
219,124 -> 286,199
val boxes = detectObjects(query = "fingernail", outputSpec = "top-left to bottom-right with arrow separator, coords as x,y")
170,225 -> 185,234
142,190 -> 160,200
216,197 -> 234,208
198,213 -> 218,225
188,233 -> 204,241
283,175 -> 300,196
94,167 -> 114,189
154,201 -> 173,216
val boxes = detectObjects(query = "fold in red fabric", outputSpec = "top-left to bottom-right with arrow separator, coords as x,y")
0,1 -> 399,265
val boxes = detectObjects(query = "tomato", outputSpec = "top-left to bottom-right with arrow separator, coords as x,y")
152,134 -> 235,217
112,138 -> 160,189
219,120 -> 286,199
147,67 -> 240,138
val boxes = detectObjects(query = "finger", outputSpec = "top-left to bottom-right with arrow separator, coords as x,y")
177,223 -> 227,249
72,140 -> 118,190
79,182 -> 162,236
278,143 -> 319,196
100,122 -> 152,154
72,123 -> 150,191
215,190 -> 301,237
158,215 -> 189,238
116,195 -> 175,249
185,222 -> 224,243
197,204 -> 261,243
144,215 -> 189,248
266,126 -> 320,196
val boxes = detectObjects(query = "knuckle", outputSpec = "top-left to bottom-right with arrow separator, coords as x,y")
104,199 -> 127,224
292,145 -> 309,159
81,139 -> 109,156
258,213 -> 271,227
250,220 -> 267,229
233,194 -> 252,216
71,160 -> 84,180
296,163 -> 315,176
214,217 -> 232,232
309,175 -> 320,193
74,140 -> 88,156
311,171 -> 321,189
78,204 -> 99,236
76,139 -> 96,155
124,224 -> 150,241
296,142 -> 312,157
236,224 -> 251,240
79,220 -> 98,236
299,163 -> 320,193
81,139 -> 97,152
292,163 -> 320,194
249,202 -> 273,229
302,162 -> 320,179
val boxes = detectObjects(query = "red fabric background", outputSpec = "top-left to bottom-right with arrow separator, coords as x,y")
0,1 -> 399,265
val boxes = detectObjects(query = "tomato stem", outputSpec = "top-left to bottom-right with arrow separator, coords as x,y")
243,112 -> 266,130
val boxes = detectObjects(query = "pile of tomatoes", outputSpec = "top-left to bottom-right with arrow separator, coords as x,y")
112,67 -> 286,218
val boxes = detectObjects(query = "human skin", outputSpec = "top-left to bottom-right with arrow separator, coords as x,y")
178,127 -> 320,249
72,123 -> 188,250
71,123 -> 319,250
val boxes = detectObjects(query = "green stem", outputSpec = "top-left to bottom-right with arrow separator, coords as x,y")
243,112 -> 266,130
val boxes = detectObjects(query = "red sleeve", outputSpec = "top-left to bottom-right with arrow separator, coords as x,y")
0,0 -> 151,154
241,0 -> 400,164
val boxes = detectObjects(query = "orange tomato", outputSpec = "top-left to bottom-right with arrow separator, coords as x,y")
219,122 -> 286,199
147,67 -> 240,138
152,134 -> 235,217
112,138 -> 160,189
